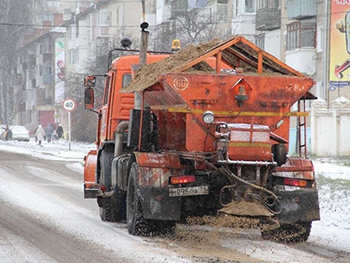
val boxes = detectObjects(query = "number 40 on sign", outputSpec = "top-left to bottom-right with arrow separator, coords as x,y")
62,98 -> 76,112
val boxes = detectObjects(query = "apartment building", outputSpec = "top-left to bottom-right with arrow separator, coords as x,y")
9,0 -> 81,132
13,15 -> 65,132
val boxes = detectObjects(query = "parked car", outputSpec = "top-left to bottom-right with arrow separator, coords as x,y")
8,126 -> 30,142
0,125 -> 6,140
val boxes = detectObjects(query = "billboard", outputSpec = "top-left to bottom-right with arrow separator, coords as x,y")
54,37 -> 65,103
329,0 -> 350,90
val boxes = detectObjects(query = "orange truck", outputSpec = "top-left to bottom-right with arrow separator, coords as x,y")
83,28 -> 320,242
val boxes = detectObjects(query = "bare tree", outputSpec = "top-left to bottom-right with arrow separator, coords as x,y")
154,0 -> 229,51
0,0 -> 44,125
177,9 -> 229,43
64,40 -> 112,142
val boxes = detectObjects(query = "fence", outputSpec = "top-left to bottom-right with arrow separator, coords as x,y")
310,97 -> 350,156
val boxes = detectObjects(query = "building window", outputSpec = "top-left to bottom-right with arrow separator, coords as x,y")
75,21 -> 79,38
38,65 -> 44,76
255,34 -> 265,49
286,21 -> 316,51
70,25 -> 76,38
27,69 -> 35,80
40,43 -> 52,54
70,49 -> 79,64
233,0 -> 238,16
98,10 -> 109,26
245,0 -> 255,13
257,0 -> 267,10
217,4 -> 228,21
115,7 -> 120,24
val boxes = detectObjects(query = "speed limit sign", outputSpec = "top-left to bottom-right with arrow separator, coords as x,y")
62,98 -> 76,112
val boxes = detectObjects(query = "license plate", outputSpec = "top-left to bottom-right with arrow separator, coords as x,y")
169,186 -> 209,197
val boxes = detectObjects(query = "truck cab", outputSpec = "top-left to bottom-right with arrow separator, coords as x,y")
83,54 -> 169,200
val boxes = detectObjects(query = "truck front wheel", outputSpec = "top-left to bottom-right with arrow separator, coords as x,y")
260,221 -> 311,243
99,150 -> 113,222
127,163 -> 150,236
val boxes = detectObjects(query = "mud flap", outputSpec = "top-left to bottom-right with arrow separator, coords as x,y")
97,195 -> 110,207
139,186 -> 181,221
275,189 -> 320,223
97,191 -> 113,207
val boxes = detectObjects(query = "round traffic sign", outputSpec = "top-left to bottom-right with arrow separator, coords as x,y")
62,98 -> 76,112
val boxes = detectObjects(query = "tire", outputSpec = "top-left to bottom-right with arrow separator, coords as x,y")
260,221 -> 312,243
127,163 -> 150,236
272,144 -> 287,166
110,186 -> 127,222
126,163 -> 176,236
99,187 -> 126,222
99,150 -> 113,222
99,206 -> 112,222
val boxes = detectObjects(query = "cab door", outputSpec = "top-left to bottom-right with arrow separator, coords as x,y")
99,72 -> 115,142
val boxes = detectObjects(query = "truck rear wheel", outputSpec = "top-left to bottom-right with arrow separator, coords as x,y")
99,184 -> 126,223
110,186 -> 126,222
127,163 -> 150,236
260,221 -> 311,243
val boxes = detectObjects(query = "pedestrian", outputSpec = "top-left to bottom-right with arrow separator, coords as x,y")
56,124 -> 64,139
45,123 -> 53,143
35,125 -> 45,146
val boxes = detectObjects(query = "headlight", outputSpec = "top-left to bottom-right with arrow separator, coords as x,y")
203,111 -> 215,124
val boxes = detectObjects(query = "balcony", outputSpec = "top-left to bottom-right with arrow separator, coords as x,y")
256,7 -> 280,31
285,48 -> 316,76
231,13 -> 255,41
286,0 -> 317,20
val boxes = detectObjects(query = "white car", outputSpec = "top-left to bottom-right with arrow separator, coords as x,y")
9,126 -> 30,142
0,125 -> 6,140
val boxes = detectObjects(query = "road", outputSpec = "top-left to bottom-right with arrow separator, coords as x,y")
0,149 -> 349,263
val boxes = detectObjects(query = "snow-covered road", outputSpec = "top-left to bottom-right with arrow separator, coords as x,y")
308,158 -> 350,253
0,145 -> 189,263
0,139 -> 349,262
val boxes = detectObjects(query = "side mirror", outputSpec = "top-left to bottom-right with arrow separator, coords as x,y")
84,87 -> 94,110
84,76 -> 96,87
